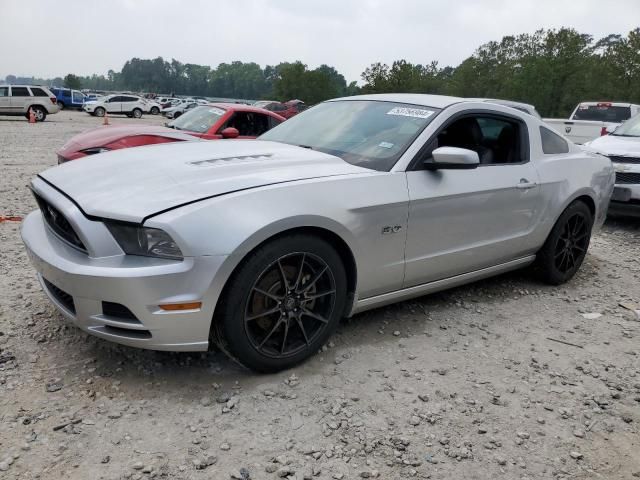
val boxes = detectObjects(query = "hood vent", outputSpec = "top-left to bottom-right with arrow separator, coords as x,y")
189,153 -> 273,167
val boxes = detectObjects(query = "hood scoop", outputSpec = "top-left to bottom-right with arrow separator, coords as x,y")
189,153 -> 274,167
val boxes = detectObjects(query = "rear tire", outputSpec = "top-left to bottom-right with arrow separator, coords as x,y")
536,201 -> 593,285
132,108 -> 142,119
94,107 -> 105,117
32,106 -> 46,122
213,234 -> 347,372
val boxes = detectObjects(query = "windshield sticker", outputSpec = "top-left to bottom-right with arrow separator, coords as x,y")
208,107 -> 225,115
387,107 -> 434,119
378,141 -> 394,149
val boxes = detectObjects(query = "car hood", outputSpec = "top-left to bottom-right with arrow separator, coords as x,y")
584,134 -> 640,156
39,140 -> 372,223
57,125 -> 197,157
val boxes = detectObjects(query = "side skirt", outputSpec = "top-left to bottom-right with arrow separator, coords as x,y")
349,255 -> 536,316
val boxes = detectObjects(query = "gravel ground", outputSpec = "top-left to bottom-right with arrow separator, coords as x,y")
0,111 -> 639,480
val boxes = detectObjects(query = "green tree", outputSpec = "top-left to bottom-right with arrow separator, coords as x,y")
63,73 -> 82,89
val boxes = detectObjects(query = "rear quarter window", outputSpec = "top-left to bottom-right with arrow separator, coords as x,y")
540,126 -> 569,154
30,87 -> 49,97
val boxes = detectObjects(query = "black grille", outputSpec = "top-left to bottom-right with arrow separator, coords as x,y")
43,278 -> 76,314
615,172 -> 640,185
609,155 -> 640,164
102,302 -> 141,323
33,193 -> 86,252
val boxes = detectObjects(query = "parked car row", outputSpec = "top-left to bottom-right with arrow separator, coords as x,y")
22,92 -> 615,372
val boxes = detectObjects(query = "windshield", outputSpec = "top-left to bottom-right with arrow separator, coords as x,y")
612,113 -> 640,137
254,101 -> 273,108
168,105 -> 226,133
573,104 -> 632,122
259,100 -> 440,171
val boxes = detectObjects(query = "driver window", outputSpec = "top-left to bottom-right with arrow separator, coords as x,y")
221,112 -> 270,136
420,115 -> 523,168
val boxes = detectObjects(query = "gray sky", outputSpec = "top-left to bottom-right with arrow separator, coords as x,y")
2,0 -> 639,83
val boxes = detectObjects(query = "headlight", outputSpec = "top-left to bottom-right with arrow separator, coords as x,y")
105,222 -> 183,260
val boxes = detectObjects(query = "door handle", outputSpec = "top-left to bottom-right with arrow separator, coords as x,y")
516,179 -> 537,190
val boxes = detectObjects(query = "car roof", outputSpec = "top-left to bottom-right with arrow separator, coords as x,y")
208,102 -> 281,114
469,98 -> 537,110
329,93 -> 464,109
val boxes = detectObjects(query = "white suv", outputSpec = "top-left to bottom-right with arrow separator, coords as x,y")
83,94 -> 147,118
142,99 -> 161,115
0,85 -> 60,121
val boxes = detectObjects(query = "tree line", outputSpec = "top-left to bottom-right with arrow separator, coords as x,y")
4,28 -> 640,117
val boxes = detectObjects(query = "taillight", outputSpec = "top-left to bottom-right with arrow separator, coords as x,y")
50,97 -> 57,104
600,126 -> 608,136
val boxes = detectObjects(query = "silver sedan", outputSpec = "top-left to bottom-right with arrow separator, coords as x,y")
21,94 -> 614,372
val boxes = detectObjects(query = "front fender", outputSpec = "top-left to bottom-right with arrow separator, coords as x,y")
146,172 -> 409,306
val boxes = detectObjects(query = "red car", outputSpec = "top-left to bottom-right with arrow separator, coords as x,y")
57,103 -> 286,163
253,99 -> 307,119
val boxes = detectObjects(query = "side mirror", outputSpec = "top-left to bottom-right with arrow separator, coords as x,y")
425,147 -> 480,170
221,127 -> 240,139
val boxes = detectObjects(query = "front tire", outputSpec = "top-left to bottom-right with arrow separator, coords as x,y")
214,234 -> 347,372
94,107 -> 105,117
58,101 -> 65,110
536,200 -> 593,285
150,106 -> 160,115
173,111 -> 182,119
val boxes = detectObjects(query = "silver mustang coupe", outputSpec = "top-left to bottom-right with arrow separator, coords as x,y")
22,94 -> 614,372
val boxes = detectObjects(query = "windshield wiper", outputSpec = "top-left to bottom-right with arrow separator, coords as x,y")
298,144 -> 313,149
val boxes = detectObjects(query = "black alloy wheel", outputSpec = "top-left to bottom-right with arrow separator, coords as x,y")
213,234 -> 347,372
244,252 -> 337,359
553,212 -> 589,274
536,200 -> 593,285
